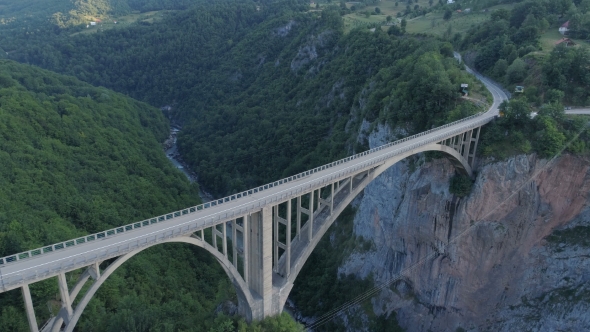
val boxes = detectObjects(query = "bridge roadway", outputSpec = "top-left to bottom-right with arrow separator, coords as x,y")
0,63 -> 505,292
2,64 -> 588,294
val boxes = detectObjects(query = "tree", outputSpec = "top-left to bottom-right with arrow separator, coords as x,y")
388,24 -> 403,36
493,59 -> 508,79
429,0 -> 433,6
506,58 -> 527,83
545,89 -> 565,104
440,42 -> 454,57
450,174 -> 473,197
501,99 -> 532,126
538,102 -> 565,121
444,24 -> 453,39
534,116 -> 566,158
490,9 -> 510,21
444,9 -> 452,21
375,7 -> 381,14
401,18 -> 407,33
386,15 -> 392,23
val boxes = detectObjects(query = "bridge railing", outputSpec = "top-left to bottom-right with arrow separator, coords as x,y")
0,111 -> 488,268
0,117 -> 495,290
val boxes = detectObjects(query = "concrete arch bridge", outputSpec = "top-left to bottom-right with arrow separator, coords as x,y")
0,67 -> 511,332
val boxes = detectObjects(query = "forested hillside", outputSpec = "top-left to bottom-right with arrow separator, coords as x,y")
7,3 -> 486,197
0,60 -> 243,332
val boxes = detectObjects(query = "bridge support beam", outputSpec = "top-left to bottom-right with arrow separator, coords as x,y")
57,273 -> 73,322
246,206 -> 274,319
5,122 -> 495,329
308,190 -> 314,242
22,284 -> 38,332
438,125 -> 483,177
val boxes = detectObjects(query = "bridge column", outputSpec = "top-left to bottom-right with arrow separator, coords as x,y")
308,190 -> 314,242
212,226 -> 217,250
296,196 -> 301,240
57,273 -> 73,322
286,199 -> 291,277
330,183 -> 334,215
246,207 -> 274,319
469,127 -> 481,166
232,220 -> 238,268
273,206 -> 279,268
21,284 -> 38,332
243,215 -> 249,285
462,129 -> 473,160
222,222 -> 228,258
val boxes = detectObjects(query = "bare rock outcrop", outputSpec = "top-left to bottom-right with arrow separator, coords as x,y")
340,153 -> 590,331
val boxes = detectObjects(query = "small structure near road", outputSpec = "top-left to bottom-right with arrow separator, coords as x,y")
514,86 -> 524,93
461,83 -> 468,96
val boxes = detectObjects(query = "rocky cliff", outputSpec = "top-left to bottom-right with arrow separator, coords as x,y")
339,145 -> 590,331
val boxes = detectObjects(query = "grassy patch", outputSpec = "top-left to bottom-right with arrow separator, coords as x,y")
405,11 -> 490,36
70,10 -> 173,36
404,3 -> 516,37
342,0 -> 408,32
539,29 -> 590,53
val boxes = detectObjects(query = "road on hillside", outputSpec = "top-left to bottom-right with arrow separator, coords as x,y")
565,108 -> 590,115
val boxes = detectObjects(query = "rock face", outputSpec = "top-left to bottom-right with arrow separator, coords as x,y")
340,152 -> 590,331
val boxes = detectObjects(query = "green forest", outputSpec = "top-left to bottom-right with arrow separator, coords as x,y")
456,0 -> 590,158
5,2 -> 487,197
1,0 -> 590,331
0,60 -> 245,331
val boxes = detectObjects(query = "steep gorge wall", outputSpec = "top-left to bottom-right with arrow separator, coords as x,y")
340,145 -> 590,331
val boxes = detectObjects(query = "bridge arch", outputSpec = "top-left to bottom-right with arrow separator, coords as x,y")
273,142 -> 471,311
5,129 -> 483,329
56,236 -> 257,332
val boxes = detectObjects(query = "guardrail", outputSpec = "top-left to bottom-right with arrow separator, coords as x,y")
0,111 -> 489,268
0,116 -> 495,290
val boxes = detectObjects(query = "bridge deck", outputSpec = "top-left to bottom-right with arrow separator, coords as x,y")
0,62 -> 511,292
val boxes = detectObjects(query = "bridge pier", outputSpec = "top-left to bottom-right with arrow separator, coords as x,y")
438,125 -> 482,177
22,284 -> 38,332
4,119 -> 495,329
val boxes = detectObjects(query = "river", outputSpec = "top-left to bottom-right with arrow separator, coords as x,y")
164,126 -> 213,202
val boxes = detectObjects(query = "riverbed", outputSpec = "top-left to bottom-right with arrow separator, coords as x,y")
164,126 -> 212,202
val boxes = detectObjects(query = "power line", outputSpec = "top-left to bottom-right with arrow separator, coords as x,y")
306,121 -> 589,330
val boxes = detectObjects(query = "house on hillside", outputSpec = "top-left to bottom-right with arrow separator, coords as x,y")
559,21 -> 570,35
447,0 -> 455,3
90,22 -> 97,26
555,38 -> 576,47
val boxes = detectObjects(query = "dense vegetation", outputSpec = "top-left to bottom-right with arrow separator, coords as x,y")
455,0 -> 590,159
7,3 -> 487,197
458,0 -> 590,104
6,0 -> 589,330
0,60 -> 245,332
